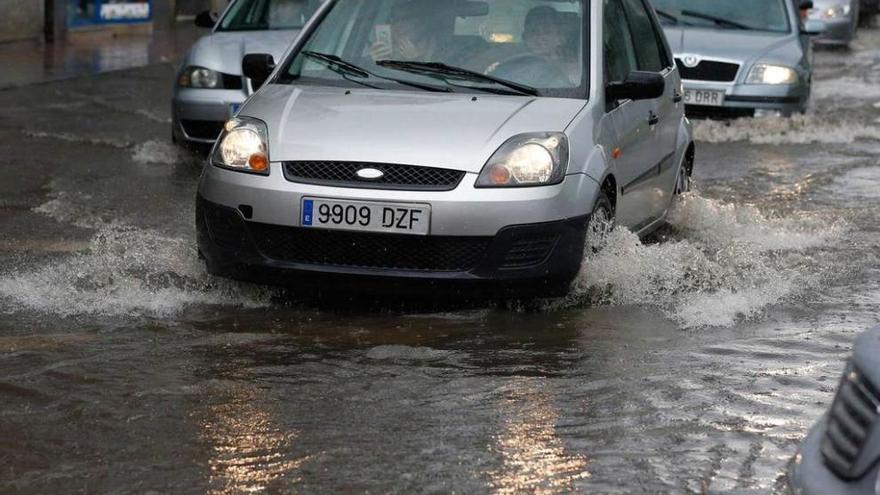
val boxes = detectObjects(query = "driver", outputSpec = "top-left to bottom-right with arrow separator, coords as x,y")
370,0 -> 449,62
522,6 -> 566,60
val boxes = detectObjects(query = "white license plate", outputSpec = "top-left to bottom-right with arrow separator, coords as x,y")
301,198 -> 431,235
683,89 -> 725,107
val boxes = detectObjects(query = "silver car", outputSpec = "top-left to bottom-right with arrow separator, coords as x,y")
172,0 -> 322,148
652,0 -> 823,117
196,0 -> 694,294
809,0 -> 860,47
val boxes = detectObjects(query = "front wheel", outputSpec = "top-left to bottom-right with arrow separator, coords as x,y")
587,190 -> 615,252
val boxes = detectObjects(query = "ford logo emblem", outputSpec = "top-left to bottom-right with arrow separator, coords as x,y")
682,55 -> 700,68
355,168 -> 384,181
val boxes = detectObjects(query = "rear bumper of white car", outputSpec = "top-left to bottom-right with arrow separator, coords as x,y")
682,79 -> 810,117
172,88 -> 247,145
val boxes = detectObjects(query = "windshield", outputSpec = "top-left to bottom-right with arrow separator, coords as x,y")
651,0 -> 791,33
219,0 -> 322,31
279,0 -> 589,98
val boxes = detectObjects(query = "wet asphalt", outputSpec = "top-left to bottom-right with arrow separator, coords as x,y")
1,29 -> 879,495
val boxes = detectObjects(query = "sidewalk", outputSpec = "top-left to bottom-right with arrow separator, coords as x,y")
0,22 -> 203,89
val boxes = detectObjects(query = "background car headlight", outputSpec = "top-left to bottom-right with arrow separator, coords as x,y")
814,4 -> 851,18
178,66 -> 222,89
746,64 -> 798,85
211,117 -> 270,174
476,133 -> 569,187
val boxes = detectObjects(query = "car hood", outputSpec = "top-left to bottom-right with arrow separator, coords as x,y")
663,27 -> 795,64
244,85 -> 586,173
185,31 -> 300,75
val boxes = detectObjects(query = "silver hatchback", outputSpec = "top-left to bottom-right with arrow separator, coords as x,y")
196,0 -> 694,294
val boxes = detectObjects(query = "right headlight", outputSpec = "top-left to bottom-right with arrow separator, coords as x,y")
211,117 -> 270,175
476,133 -> 569,188
745,64 -> 798,85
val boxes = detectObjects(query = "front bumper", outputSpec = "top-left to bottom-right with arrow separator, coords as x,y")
197,195 -> 590,294
172,87 -> 247,145
811,16 -> 857,45
683,79 -> 809,117
788,418 -> 880,495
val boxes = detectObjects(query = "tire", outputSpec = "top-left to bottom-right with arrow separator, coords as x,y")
674,152 -> 694,196
587,190 -> 615,252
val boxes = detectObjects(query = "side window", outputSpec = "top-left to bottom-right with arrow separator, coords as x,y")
621,0 -> 666,72
604,0 -> 638,85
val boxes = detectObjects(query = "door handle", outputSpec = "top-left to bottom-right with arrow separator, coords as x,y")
673,91 -> 683,103
648,112 -> 660,126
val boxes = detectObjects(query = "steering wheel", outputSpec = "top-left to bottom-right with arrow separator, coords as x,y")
488,53 -> 570,88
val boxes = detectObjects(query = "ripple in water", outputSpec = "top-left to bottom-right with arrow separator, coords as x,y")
693,114 -> 880,145
565,193 -> 847,329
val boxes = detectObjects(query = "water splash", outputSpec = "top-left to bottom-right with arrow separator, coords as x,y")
565,193 -> 846,328
693,114 -> 880,144
131,140 -> 192,164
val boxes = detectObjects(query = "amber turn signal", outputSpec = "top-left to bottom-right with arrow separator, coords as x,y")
248,152 -> 269,172
489,164 -> 512,185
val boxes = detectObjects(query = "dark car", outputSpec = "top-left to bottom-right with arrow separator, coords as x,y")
788,326 -> 880,494
861,0 -> 879,25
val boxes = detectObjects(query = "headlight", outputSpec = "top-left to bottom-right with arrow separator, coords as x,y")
815,5 -> 850,18
746,64 -> 798,85
211,117 -> 270,175
476,133 -> 569,187
178,66 -> 222,89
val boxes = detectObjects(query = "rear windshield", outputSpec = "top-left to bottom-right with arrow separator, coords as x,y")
279,0 -> 589,98
651,0 -> 791,33
219,0 -> 322,31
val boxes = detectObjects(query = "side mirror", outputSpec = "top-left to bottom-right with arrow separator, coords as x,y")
243,53 -> 276,90
195,10 -> 217,28
606,71 -> 665,102
802,19 -> 826,35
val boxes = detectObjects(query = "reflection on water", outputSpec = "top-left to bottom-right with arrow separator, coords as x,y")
199,383 -> 307,494
487,379 -> 590,494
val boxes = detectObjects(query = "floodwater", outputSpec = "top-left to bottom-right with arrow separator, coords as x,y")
1,30 -> 879,495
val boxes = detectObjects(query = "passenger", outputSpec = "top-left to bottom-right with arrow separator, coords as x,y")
268,0 -> 308,29
370,0 -> 449,62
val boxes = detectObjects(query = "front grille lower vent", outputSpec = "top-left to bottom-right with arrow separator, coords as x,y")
821,364 -> 880,479
250,223 -> 490,272
675,59 -> 740,82
501,234 -> 559,268
284,161 -> 466,191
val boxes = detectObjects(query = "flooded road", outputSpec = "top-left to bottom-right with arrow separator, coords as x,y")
1,30 -> 879,494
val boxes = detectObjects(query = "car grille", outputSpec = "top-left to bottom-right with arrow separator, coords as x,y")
283,161 -> 466,191
249,223 -> 490,272
181,120 -> 225,141
821,364 -> 880,479
675,59 -> 740,82
500,234 -> 559,268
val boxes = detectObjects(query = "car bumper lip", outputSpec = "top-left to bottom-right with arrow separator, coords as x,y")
196,195 -> 589,289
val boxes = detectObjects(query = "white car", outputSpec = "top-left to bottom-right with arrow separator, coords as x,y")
172,0 -> 322,148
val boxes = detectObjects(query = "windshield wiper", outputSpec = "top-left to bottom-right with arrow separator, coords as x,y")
655,9 -> 681,25
680,10 -> 752,30
376,60 -> 539,97
301,51 -> 450,92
